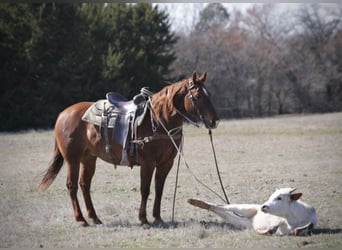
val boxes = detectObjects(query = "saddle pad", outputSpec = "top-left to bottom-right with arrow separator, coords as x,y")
82,100 -> 112,127
82,100 -> 133,147
81,99 -> 149,166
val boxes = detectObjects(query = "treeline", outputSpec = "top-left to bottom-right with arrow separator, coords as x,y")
171,3 -> 342,118
1,3 -> 342,131
0,3 -> 176,131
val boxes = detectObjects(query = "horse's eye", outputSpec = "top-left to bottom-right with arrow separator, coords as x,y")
192,94 -> 200,101
276,197 -> 282,201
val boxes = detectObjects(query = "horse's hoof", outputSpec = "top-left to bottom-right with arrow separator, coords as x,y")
141,222 -> 151,230
92,217 -> 103,225
153,219 -> 168,228
78,221 -> 89,227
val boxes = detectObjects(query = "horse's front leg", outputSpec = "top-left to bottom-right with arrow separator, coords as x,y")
153,160 -> 174,226
139,163 -> 154,228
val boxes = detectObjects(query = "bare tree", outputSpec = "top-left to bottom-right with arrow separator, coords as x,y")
156,3 -> 205,33
241,4 -> 296,115
293,3 -> 342,111
169,3 -> 342,118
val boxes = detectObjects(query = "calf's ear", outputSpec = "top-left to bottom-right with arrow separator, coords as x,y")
290,193 -> 302,201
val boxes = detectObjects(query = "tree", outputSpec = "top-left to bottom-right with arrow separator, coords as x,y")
171,4 -> 231,114
101,3 -> 177,97
0,4 -> 37,130
28,3 -> 95,127
171,3 -> 342,118
293,4 -> 342,111
0,3 -> 177,131
195,3 -> 229,32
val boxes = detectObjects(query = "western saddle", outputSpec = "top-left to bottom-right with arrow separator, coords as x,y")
82,88 -> 153,167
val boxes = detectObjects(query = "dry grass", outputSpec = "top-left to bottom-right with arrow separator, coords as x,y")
1,112 -> 342,248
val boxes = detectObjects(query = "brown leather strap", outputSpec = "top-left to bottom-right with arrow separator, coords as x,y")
131,133 -> 182,146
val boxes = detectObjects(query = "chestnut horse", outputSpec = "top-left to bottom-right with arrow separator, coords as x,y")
38,72 -> 219,227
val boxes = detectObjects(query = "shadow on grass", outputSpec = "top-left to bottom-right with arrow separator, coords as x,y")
189,222 -> 342,236
171,219 -> 240,230
104,220 -> 139,228
102,218 -> 236,230
312,228 -> 342,235
100,218 -> 342,236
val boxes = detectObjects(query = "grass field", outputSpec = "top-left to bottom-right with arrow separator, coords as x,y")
1,112 -> 342,248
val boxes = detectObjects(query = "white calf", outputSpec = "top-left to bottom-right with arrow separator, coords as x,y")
188,187 -> 317,236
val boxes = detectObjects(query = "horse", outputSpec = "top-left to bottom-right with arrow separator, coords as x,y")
38,71 -> 219,227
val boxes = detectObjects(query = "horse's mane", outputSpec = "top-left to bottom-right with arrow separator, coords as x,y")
151,79 -> 189,123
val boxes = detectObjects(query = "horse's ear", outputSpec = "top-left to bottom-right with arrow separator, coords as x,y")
199,72 -> 207,82
192,71 -> 197,82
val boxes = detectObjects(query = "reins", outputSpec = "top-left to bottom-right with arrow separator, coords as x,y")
139,82 -> 230,222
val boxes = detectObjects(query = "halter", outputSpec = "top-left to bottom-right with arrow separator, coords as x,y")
144,79 -> 212,137
178,79 -> 209,128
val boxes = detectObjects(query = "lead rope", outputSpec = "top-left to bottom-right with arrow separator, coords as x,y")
171,138 -> 182,224
170,134 -> 228,223
208,129 -> 230,204
171,128 -> 230,224
147,93 -> 229,222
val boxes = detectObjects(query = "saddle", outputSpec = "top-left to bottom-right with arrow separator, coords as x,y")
82,88 -> 152,167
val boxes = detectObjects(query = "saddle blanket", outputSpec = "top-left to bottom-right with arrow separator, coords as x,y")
81,99 -> 148,166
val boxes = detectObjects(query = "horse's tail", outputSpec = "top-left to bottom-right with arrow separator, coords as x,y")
37,141 -> 64,192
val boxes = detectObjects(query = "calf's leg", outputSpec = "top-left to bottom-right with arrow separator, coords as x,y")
188,199 -> 254,229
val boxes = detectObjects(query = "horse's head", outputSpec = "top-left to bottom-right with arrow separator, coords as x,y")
183,72 -> 219,129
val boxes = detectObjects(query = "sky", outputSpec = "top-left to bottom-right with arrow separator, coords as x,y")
154,3 -> 340,32
155,3 -> 297,31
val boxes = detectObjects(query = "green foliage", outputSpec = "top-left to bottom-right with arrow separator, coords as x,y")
101,3 -> 177,96
0,4 -> 36,129
0,3 -> 177,131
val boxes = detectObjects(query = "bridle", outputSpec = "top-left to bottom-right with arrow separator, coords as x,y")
144,78 -> 215,136
178,79 -> 211,128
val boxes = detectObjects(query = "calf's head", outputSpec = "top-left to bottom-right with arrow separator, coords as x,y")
261,188 -> 302,217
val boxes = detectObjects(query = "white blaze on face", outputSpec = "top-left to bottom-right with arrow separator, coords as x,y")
202,86 -> 209,97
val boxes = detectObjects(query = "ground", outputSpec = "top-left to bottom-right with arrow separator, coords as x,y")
0,112 -> 341,248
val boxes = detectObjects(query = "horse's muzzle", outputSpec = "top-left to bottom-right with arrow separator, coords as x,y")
205,119 -> 219,129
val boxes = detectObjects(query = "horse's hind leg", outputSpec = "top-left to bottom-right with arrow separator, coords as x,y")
79,155 -> 102,225
66,160 -> 88,227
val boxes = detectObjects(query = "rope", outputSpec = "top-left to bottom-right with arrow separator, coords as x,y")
146,91 -> 230,221
171,139 -> 182,223
208,129 -> 230,204
170,130 -> 230,223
